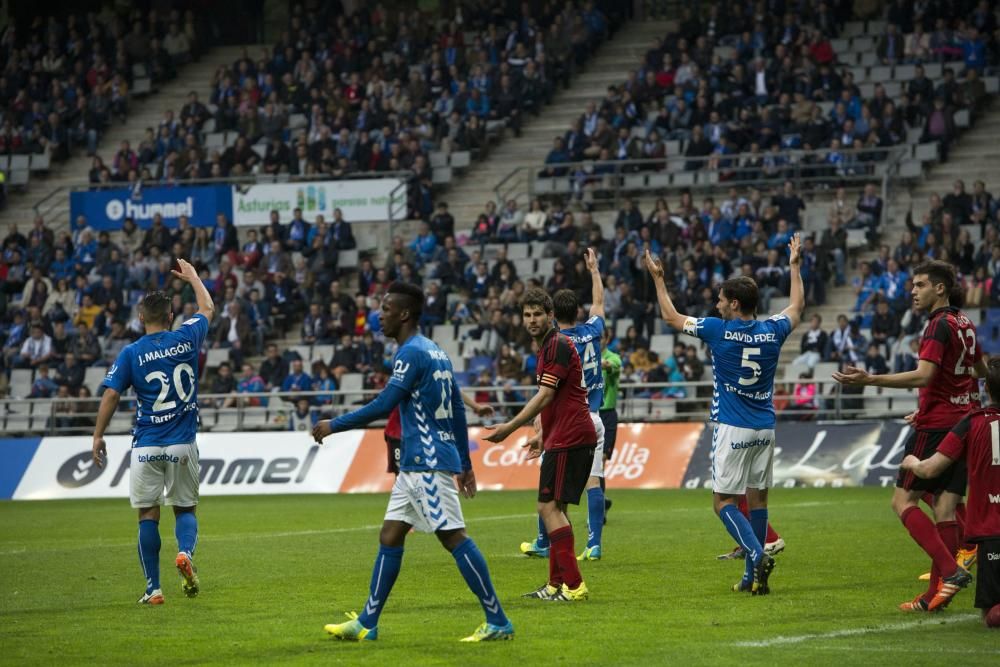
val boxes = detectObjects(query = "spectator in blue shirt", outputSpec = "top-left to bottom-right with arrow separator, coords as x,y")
962,27 -> 987,73
29,364 -> 60,398
281,356 -> 314,393
409,221 -> 437,265
852,261 -> 885,312
767,219 -> 794,249
541,137 -> 571,177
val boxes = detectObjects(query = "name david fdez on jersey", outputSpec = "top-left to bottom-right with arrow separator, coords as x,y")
723,331 -> 778,344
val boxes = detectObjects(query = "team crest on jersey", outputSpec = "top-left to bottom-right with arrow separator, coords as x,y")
393,359 -> 410,381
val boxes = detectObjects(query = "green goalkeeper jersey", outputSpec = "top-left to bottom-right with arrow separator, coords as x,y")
600,347 -> 621,411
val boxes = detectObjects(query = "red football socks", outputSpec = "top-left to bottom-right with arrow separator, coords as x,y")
901,507 -> 958,579
549,526 -> 583,590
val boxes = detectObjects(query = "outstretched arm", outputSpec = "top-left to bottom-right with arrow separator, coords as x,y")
461,390 -> 495,418
585,247 -> 605,320
782,233 -> 804,329
642,249 -> 690,331
901,451 -> 954,479
483,385 -> 556,443
312,384 -> 408,443
833,359 -> 939,389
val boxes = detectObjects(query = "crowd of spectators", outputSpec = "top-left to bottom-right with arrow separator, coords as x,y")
86,2 -> 619,221
541,1 -> 996,186
0,4 -> 210,167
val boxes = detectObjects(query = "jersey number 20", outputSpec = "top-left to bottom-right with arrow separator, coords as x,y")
145,363 -> 196,412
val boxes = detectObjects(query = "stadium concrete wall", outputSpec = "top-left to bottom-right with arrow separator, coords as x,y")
0,421 -> 913,501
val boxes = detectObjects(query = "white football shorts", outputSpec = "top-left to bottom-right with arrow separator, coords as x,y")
130,442 -> 200,509
710,422 -> 774,495
589,411 -> 607,478
384,470 -> 465,533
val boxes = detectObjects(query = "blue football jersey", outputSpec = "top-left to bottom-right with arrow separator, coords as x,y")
102,314 -> 208,447
561,316 -> 604,412
388,334 -> 468,474
684,314 -> 792,429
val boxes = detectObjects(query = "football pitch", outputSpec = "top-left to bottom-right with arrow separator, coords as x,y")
1,487 -> 997,666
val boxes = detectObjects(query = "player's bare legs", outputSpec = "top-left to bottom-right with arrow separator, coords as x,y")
136,506 -> 163,604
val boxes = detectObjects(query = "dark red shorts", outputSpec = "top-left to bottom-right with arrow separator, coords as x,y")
538,446 -> 595,505
386,435 -> 401,475
896,429 -> 967,495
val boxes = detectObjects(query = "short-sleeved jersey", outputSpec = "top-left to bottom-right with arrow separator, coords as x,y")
560,315 -> 604,412
384,406 -> 402,440
916,306 -> 982,431
388,334 -> 468,473
102,314 -> 209,448
685,314 -> 793,430
536,328 -> 597,451
938,407 -> 1000,541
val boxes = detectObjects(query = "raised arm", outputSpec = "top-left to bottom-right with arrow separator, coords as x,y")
782,233 -> 804,329
642,248 -> 690,331
585,247 -> 605,320
171,258 -> 216,323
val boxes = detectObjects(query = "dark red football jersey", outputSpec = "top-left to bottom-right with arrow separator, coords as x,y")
916,306 -> 981,430
938,407 -> 1000,541
384,406 -> 401,439
536,328 -> 597,451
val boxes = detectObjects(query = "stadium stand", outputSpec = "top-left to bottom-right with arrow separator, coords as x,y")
3,1 -> 1000,434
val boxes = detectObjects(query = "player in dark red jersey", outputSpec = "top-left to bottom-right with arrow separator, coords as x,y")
835,260 -> 987,611
902,358 -> 1000,625
485,287 -> 596,602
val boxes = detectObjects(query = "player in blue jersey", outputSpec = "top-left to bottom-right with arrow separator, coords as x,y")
312,282 -> 513,643
644,235 -> 803,595
91,258 -> 214,605
520,248 -> 608,561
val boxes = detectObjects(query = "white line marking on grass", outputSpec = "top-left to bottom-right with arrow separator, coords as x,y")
733,614 -> 980,647
805,645 -> 999,656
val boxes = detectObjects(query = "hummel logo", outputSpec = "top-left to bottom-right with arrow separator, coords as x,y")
364,597 -> 380,616
483,595 -> 499,613
422,473 -> 435,484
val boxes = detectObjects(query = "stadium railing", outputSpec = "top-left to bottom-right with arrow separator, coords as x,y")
494,145 -> 911,226
0,380 -> 915,437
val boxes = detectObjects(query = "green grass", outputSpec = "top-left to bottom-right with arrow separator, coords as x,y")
1,488 -> 997,666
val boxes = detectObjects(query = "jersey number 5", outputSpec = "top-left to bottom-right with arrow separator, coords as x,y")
739,348 -> 762,386
432,369 -> 454,419
145,363 -> 196,412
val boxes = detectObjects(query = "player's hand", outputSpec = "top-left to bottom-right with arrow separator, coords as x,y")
522,434 -> 542,460
831,365 -> 871,386
584,247 -> 599,273
787,232 -> 801,267
903,410 -> 918,425
312,420 -> 333,444
92,437 -> 107,469
900,454 -> 921,472
455,469 -> 477,498
170,258 -> 199,283
642,249 -> 664,280
471,402 -> 495,419
483,422 -> 513,443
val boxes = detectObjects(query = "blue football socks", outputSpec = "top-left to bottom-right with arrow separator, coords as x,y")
452,538 -> 509,627
175,511 -> 198,556
719,504 -> 763,565
357,545 -> 403,629
586,487 -> 605,548
535,514 -> 550,549
749,508 -> 768,550
138,519 -> 161,594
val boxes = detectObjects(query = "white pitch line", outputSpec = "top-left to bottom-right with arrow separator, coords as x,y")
733,614 -> 980,647
804,645 -> 999,656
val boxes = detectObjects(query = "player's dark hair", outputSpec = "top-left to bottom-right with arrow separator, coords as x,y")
720,277 -> 759,316
986,358 -> 1000,402
387,281 -> 424,319
141,291 -> 172,327
521,287 -> 554,314
912,260 -> 956,299
949,281 -> 965,308
552,289 -> 579,323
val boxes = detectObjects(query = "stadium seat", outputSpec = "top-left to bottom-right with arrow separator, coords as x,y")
9,154 -> 30,171
649,334 -> 675,354
534,177 -> 556,195
649,399 -> 677,421
83,366 -> 107,395
898,160 -> 922,179
954,108 -> 970,128
914,143 -> 939,162
242,407 -> 270,429
10,369 -> 34,399
615,318 -> 634,338
535,257 -> 556,276
338,373 -> 365,404
647,173 -> 670,189
312,345 -> 335,364
429,151 -> 448,168
869,66 -> 892,83
450,151 -> 471,168
214,411 -> 239,432
290,345 -> 312,363
29,151 -> 50,171
513,258 -> 534,276
204,348 -> 230,370
505,243 -> 529,260
432,167 -> 453,185
339,249 -> 359,269
623,174 -> 647,190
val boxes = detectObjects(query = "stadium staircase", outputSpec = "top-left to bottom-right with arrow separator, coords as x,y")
2,46 -> 249,229
441,20 -> 677,227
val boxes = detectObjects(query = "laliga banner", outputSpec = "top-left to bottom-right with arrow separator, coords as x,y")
231,179 -> 405,225
69,185 -> 232,230
682,421 -> 911,489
